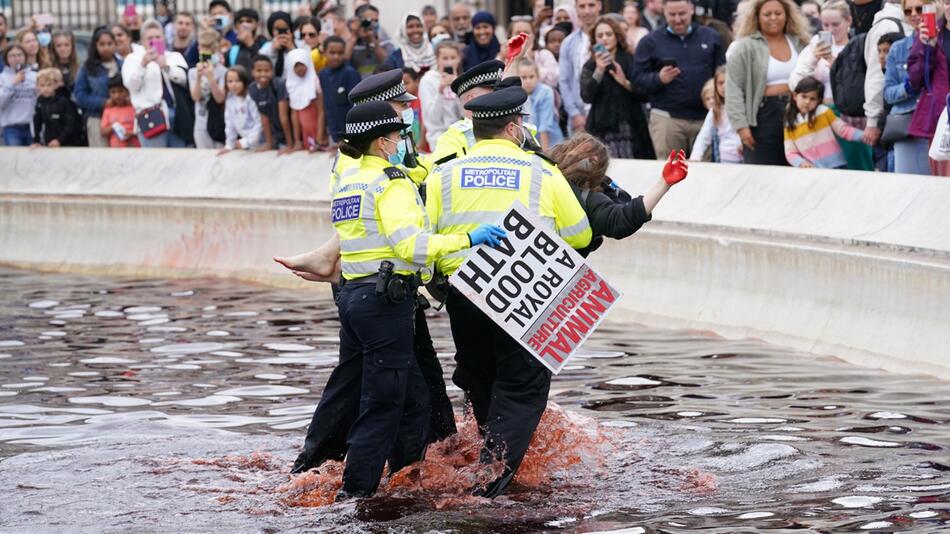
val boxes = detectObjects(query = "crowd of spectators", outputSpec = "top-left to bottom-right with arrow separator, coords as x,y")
2,0 -> 950,175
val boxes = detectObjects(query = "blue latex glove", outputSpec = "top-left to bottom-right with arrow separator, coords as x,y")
468,224 -> 507,248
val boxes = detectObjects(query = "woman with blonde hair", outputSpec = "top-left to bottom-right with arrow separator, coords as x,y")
726,0 -> 810,165
15,29 -> 52,70
550,132 -> 687,257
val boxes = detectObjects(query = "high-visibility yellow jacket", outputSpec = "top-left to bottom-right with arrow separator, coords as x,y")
430,118 -> 540,163
332,154 -> 470,281
425,139 -> 592,276
329,151 -> 433,196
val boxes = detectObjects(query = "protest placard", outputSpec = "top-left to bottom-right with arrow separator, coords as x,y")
448,201 -> 622,374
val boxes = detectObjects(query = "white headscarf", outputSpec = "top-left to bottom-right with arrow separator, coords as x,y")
399,13 -> 436,71
285,47 -> 317,110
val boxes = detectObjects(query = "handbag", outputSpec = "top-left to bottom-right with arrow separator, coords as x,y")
929,95 -> 950,161
881,112 -> 912,145
135,104 -> 167,139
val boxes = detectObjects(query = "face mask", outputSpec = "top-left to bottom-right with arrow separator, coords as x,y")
401,108 -> 415,129
383,137 -> 408,165
293,30 -> 301,41
37,31 -> 52,47
510,123 -> 526,148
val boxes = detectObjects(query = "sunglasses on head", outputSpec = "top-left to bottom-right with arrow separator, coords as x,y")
904,6 -> 924,14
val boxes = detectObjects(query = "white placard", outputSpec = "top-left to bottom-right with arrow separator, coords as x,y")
448,201 -> 622,374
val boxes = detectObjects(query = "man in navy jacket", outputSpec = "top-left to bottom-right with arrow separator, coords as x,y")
632,0 -> 724,159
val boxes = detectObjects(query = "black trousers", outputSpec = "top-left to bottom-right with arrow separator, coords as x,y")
291,289 -> 456,475
743,95 -> 790,166
446,289 -> 551,497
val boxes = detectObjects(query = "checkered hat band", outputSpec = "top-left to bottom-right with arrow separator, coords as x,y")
471,106 -> 523,119
353,82 -> 407,104
458,70 -> 502,94
345,116 -> 402,135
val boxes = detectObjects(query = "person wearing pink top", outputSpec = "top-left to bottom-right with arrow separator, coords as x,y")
784,76 -> 866,168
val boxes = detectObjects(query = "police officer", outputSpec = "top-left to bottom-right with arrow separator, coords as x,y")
326,101 -> 506,498
291,69 -> 455,475
425,87 -> 592,498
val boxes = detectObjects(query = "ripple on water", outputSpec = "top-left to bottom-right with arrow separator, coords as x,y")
28,300 -> 59,308
80,357 -> 138,364
217,385 -> 309,397
68,396 -> 152,407
737,512 -> 774,519
840,436 -> 902,448
124,306 -> 162,313
263,343 -> 315,352
94,310 -> 124,317
255,374 -> 287,380
832,496 -> 883,508
605,377 -> 662,387
0,340 -> 25,347
150,343 -> 227,354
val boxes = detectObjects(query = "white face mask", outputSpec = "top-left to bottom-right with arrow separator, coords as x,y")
401,107 -> 415,129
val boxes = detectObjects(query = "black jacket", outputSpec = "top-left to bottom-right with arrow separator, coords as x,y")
571,177 -> 652,257
32,88 -> 82,146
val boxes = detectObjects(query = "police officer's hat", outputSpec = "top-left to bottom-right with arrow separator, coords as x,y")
348,68 -> 416,105
493,76 -> 522,90
344,101 -> 410,141
451,59 -> 504,97
464,86 -> 529,120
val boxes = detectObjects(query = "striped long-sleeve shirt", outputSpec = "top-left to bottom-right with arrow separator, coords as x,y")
784,105 -> 863,168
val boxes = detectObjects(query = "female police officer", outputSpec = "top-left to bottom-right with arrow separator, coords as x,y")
329,101 -> 506,499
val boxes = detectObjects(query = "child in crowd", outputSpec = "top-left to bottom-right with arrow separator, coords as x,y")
221,65 -> 263,152
285,48 -> 324,152
249,55 -> 292,151
317,35 -> 359,146
189,29 -> 228,149
517,58 -> 561,150
784,76 -> 864,169
691,67 -> 742,163
0,44 -> 39,146
419,40 -> 463,149
31,68 -> 82,147
402,67 -> 428,152
49,30 -> 79,95
100,75 -> 140,148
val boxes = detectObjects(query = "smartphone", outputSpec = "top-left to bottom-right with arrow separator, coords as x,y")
213,15 -> 227,30
199,51 -> 212,63
321,18 -> 333,35
818,31 -> 832,46
149,38 -> 165,55
592,43 -> 607,54
443,65 -> 455,75
659,57 -> 678,69
923,4 -> 938,38
35,13 -> 55,27
14,63 -> 24,73
123,3 -> 137,18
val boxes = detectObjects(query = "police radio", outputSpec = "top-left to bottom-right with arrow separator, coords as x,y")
402,134 -> 419,169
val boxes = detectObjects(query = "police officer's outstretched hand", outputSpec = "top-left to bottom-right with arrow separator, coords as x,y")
662,149 -> 689,186
468,224 -> 508,248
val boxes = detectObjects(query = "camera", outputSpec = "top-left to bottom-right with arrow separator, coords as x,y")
199,51 -> 212,63
275,27 -> 290,35
360,18 -> 373,28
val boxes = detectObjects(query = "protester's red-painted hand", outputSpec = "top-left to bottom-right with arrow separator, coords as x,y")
662,149 -> 688,185
506,32 -> 528,64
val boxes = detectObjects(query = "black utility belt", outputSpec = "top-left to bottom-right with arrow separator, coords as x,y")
343,261 -> 422,305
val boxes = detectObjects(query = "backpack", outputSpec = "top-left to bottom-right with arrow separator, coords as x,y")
829,17 -> 904,117
206,97 -> 226,143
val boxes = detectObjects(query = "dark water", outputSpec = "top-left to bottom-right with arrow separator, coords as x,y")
0,267 -> 947,533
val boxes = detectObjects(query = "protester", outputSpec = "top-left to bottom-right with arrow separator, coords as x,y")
189,29 -> 228,149
883,0 -> 930,174
784,76 -> 866,167
386,13 -> 436,72
75,28 -> 122,147
0,44 -> 39,146
621,1 -> 650,52
286,48 -> 324,151
418,41 -> 463,149
349,4 -> 395,78
691,67 -> 742,162
100,75 -> 140,147
170,12 -> 197,56
908,0 -> 950,175
581,15 -> 652,158
16,29 -> 52,71
262,11 -> 296,80
633,0 -> 724,159
317,36 -> 359,146
726,0 -> 810,165
463,12 -> 501,71
560,0 -> 600,134
250,55 -> 292,150
222,65 -> 262,151
121,19 -> 190,148
518,58 -> 562,149
49,30 -> 79,94
32,68 -> 82,147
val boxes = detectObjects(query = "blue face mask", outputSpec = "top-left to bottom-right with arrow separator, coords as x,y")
383,136 -> 408,165
37,31 -> 52,47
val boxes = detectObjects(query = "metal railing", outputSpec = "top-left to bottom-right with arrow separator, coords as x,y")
1,0 -> 316,32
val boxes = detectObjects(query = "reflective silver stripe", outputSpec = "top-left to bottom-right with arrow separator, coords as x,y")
388,224 -> 420,246
558,217 -> 591,238
442,248 -> 471,261
339,234 -> 390,252
439,210 -> 504,227
463,128 -> 475,148
439,160 -> 461,231
529,156 -> 543,213
342,258 -> 416,277
412,233 -> 430,265
540,215 -> 556,230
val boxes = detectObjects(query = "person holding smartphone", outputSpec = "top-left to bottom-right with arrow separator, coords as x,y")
789,1 -> 852,106
226,8 -> 267,71
419,40 -> 463,148
0,44 -> 39,146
